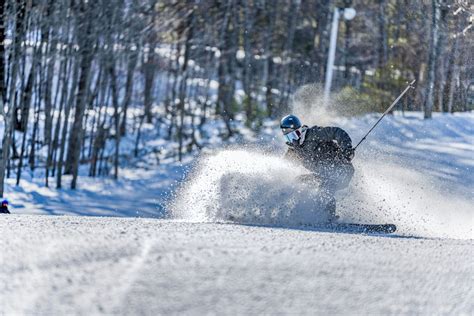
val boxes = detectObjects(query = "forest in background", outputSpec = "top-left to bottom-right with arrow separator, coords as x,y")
0,0 -> 472,194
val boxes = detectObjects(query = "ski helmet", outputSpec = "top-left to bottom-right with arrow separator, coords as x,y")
280,115 -> 302,133
280,114 -> 302,145
1,199 -> 8,206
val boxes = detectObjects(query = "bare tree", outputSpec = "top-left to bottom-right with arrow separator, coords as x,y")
424,0 -> 441,119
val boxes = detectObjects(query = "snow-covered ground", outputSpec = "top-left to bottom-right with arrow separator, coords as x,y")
1,215 -> 472,315
4,164 -> 187,218
1,112 -> 473,314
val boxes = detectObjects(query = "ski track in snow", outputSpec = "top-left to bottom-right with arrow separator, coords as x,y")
0,215 -> 473,315
108,239 -> 154,314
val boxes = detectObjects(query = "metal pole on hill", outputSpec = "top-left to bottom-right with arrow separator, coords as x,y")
354,79 -> 416,151
323,7 -> 356,106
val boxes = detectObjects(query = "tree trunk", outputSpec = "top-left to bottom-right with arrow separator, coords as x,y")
242,0 -> 254,125
279,0 -> 301,111
108,63 -> 121,179
67,2 -> 95,189
377,0 -> 389,68
16,48 -> 39,185
435,1 -> 448,112
442,22 -> 460,113
57,58 -> 80,189
424,0 -> 440,119
120,50 -> 139,136
141,3 -> 157,124
216,0 -> 237,137
0,0 -> 28,197
263,0 -> 277,116
28,88 -> 41,172
177,8 -> 195,161
0,0 -> 5,104
42,0 -> 57,186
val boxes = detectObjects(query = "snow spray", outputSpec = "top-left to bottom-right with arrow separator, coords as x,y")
169,146 -> 472,239
169,149 -> 333,225
170,83 -> 472,239
337,157 -> 473,240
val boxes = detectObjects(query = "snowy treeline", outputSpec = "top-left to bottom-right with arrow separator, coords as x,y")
0,0 -> 472,194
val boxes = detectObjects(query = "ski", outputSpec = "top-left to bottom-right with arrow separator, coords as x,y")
318,223 -> 397,234
225,216 -> 397,234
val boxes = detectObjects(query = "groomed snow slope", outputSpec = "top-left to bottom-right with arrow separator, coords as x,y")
1,215 -> 472,315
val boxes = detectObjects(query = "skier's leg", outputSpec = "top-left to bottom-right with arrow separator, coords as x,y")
332,162 -> 354,191
319,180 -> 338,222
325,195 -> 338,222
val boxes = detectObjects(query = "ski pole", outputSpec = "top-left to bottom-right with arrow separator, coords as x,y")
354,79 -> 416,151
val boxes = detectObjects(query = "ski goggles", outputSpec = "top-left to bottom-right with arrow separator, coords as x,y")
283,129 -> 301,143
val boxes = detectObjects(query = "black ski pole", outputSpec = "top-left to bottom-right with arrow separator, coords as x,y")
354,79 -> 416,151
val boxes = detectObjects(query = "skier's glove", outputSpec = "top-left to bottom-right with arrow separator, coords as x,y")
343,148 -> 355,162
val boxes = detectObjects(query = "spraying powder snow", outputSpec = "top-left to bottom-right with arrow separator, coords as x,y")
338,155 -> 474,239
170,147 -> 472,239
170,149 -> 334,225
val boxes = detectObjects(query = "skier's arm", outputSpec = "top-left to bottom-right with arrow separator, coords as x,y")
322,127 -> 354,161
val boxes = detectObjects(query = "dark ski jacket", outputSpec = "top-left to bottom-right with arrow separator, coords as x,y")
285,125 -> 355,191
0,205 -> 10,214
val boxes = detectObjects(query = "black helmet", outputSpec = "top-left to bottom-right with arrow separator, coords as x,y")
280,115 -> 302,134
280,115 -> 303,146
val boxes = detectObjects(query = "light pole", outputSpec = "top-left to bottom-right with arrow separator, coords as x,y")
323,7 -> 356,106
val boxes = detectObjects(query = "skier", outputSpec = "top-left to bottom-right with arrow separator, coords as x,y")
280,114 -> 355,222
0,199 -> 10,214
